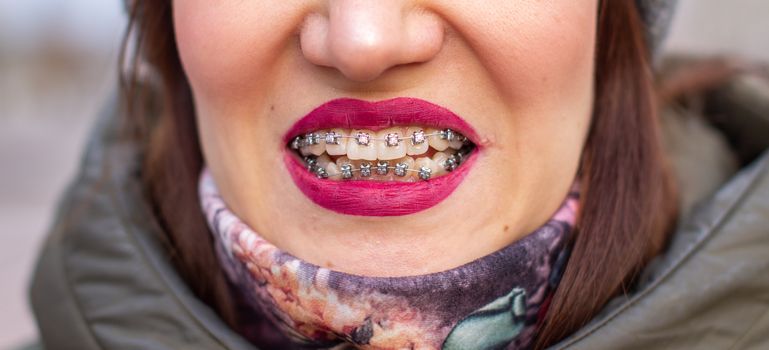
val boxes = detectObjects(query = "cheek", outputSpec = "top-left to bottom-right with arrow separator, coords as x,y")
173,1 -> 300,105
455,1 -> 596,207
443,1 -> 597,152
484,2 -> 596,147
481,2 -> 597,108
173,1 -> 306,216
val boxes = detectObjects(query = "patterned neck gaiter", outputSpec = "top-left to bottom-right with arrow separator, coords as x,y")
199,170 -> 578,350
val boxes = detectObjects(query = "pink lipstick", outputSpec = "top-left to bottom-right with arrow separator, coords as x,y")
283,97 -> 480,216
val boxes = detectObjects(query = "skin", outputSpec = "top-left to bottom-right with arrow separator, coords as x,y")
173,0 -> 597,276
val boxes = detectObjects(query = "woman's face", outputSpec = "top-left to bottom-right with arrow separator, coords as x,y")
174,0 -> 596,276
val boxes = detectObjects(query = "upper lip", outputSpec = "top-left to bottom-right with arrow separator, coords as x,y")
283,97 -> 480,145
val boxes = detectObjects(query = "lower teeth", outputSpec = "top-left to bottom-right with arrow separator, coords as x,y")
302,145 -> 473,181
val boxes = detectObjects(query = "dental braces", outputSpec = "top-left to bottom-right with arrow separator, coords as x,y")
303,148 -> 469,181
290,128 -> 467,149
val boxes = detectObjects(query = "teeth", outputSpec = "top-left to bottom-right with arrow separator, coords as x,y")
292,127 -> 467,158
385,133 -> 400,147
354,130 -> 372,146
418,167 -> 432,180
335,156 -> 358,179
300,146 -> 313,157
336,156 -> 352,167
292,127 -> 473,181
406,127 -> 429,156
316,154 -> 332,169
448,136 -> 464,150
411,128 -> 427,145
426,128 -> 450,151
304,156 -> 318,171
444,154 -> 459,172
376,128 -> 407,160
307,131 -> 327,155
303,149 -> 469,182
340,164 -> 354,179
290,137 -> 302,150
347,129 -> 378,160
325,162 -> 340,178
299,132 -> 322,156
305,132 -> 321,145
443,129 -> 466,149
394,156 -> 416,180
414,157 -> 434,180
394,162 -> 408,177
376,160 -> 389,175
431,152 -> 449,176
315,166 -> 329,179
359,162 -> 372,177
325,129 -> 348,155
324,130 -> 341,145
314,155 -> 334,179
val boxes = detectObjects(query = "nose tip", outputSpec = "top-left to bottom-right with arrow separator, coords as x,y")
300,1 -> 444,82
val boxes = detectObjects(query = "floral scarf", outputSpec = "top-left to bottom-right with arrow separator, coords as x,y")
199,169 -> 578,349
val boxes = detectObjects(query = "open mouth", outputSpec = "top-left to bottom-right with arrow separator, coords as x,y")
290,128 -> 475,181
283,98 -> 480,216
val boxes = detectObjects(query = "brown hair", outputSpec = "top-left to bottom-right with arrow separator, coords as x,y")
121,0 -> 677,347
534,1 -> 677,347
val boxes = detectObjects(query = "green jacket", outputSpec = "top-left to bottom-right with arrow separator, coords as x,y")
29,72 -> 769,349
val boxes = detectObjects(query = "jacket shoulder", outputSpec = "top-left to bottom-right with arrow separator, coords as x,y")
29,94 -> 255,350
555,151 -> 769,349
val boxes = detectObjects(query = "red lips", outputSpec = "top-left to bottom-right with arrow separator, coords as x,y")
283,97 -> 480,216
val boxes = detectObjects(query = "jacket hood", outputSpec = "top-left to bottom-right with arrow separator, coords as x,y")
29,71 -> 769,349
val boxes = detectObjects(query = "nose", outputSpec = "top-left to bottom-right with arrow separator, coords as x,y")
300,0 -> 445,82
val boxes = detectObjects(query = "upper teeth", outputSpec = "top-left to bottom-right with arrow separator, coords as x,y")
291,127 -> 467,160
355,131 -> 371,146
411,129 -> 426,145
385,133 -> 400,147
325,131 -> 341,145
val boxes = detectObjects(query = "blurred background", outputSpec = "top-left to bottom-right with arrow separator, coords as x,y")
0,0 -> 768,348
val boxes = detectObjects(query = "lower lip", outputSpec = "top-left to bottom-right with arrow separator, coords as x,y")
284,151 -> 478,216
